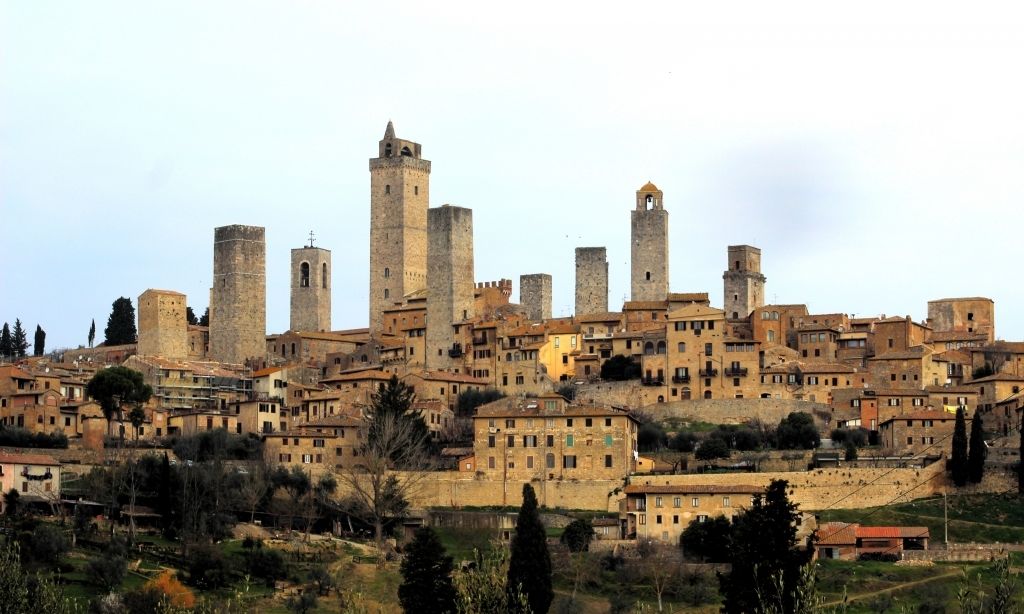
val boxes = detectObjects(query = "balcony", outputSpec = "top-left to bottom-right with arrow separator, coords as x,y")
448,344 -> 464,358
641,377 -> 665,387
699,368 -> 718,377
672,375 -> 691,384
725,367 -> 749,377
472,336 -> 489,346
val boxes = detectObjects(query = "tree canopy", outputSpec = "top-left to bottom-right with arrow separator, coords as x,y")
600,354 -> 642,381
398,526 -> 457,614
508,483 -> 552,614
86,366 -> 152,424
10,320 -> 28,357
951,406 -> 969,487
0,323 -> 11,357
104,297 -> 138,345
775,412 -> 820,450
968,408 -> 987,484
560,518 -> 595,553
680,515 -> 732,563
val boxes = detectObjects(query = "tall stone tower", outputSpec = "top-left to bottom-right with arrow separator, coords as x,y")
137,289 -> 188,358
575,247 -> 609,316
723,245 -> 766,321
290,238 -> 331,333
426,205 -> 474,371
369,121 -> 430,334
209,225 -> 266,365
631,181 -> 669,301
520,273 -> 552,321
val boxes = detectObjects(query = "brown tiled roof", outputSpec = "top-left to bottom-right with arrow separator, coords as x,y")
967,373 -> 1024,384
816,523 -> 857,545
623,301 -> 667,310
924,385 -> 980,394
411,371 -> 489,385
880,410 -> 956,425
322,369 -> 393,383
668,292 -> 711,303
475,397 -> 635,419
973,341 -> 1024,353
0,453 -> 60,466
623,484 -> 761,495
869,348 -> 930,361
929,331 -> 988,343
864,388 -> 929,397
638,181 -> 659,192
576,312 -> 624,323
252,366 -> 284,377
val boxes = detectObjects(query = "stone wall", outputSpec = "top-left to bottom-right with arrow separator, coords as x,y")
209,225 -> 266,365
290,246 -> 331,333
575,247 -> 608,316
520,273 -> 552,321
426,205 -> 474,370
137,289 -> 188,359
723,245 -> 765,321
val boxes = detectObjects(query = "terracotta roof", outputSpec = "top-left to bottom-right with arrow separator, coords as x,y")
880,410 -> 956,425
252,366 -> 284,377
973,341 -> 1024,353
816,523 -> 857,545
576,312 -> 624,323
924,385 -> 980,394
322,369 -> 393,383
862,388 -> 929,397
623,301 -> 667,310
410,371 -> 489,385
929,331 -> 988,342
623,484 -> 761,495
141,288 -> 185,296
0,366 -> 35,380
857,526 -> 929,539
667,292 -> 711,303
870,348 -> 930,361
0,453 -> 61,466
638,181 -> 659,192
966,373 -> 1024,384
475,397 -> 635,419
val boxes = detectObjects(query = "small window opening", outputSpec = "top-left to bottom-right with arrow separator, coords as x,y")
300,262 -> 310,287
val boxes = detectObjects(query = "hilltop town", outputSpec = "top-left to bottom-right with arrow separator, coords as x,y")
2,122 -> 1022,611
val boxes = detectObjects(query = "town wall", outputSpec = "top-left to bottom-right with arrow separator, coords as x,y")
209,224 -> 266,365
575,247 -> 608,316
520,274 -> 552,321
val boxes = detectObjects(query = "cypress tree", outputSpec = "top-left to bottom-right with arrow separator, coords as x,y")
0,323 -> 11,357
104,297 -> 137,345
508,484 -> 552,614
11,319 -> 28,357
33,325 -> 46,356
198,308 -> 209,327
186,306 -> 198,326
951,406 -> 969,487
967,409 -> 987,484
1018,412 -> 1023,496
88,319 -> 96,348
398,527 -> 456,614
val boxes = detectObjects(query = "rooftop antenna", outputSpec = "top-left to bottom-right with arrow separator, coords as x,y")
307,230 -> 316,248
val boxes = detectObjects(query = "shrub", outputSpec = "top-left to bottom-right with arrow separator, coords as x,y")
669,431 -> 697,452
187,544 -> 232,589
144,569 -> 195,608
695,436 -> 730,460
86,539 -> 128,591
638,422 -> 668,452
245,546 -> 288,587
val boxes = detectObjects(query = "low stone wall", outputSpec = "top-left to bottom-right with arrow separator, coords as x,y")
647,398 -> 833,427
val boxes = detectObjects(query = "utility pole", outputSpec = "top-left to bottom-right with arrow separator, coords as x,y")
943,490 -> 948,548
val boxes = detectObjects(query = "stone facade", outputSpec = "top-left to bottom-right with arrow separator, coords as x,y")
927,297 -> 995,343
631,182 -> 669,302
425,205 -> 475,370
209,224 -> 266,365
575,247 -> 608,316
520,273 -> 552,321
137,289 -> 188,359
723,245 -> 766,322
290,245 -> 331,332
368,121 -> 430,334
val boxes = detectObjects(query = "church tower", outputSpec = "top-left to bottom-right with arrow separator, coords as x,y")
368,121 -> 430,335
631,181 -> 669,301
723,245 -> 766,321
290,234 -> 331,332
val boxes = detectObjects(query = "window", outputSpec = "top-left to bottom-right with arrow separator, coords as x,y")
488,457 -> 495,469
563,455 -> 577,468
585,418 -> 592,427
604,434 -> 613,446
546,453 -> 555,468
604,455 -> 612,467
723,496 -> 731,507
673,497 -> 681,507
697,514 -> 708,522
655,496 -> 663,507
567,418 -> 574,427
546,434 -> 554,447
300,262 -> 310,287
523,435 -> 537,447
506,435 -> 514,448
505,419 -> 516,428
527,456 -> 534,469
566,435 -> 574,447
907,437 -> 913,445
691,497 -> 700,507
488,435 -> 495,448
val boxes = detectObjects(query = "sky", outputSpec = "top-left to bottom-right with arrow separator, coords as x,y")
3,1 -> 1024,351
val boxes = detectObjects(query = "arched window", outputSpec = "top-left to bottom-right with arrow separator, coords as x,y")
384,289 -> 389,299
385,184 -> 391,195
384,143 -> 392,157
290,343 -> 296,355
401,146 -> 412,157
677,342 -> 686,353
322,263 -> 327,288
772,311 -> 780,320
300,262 -> 310,287
657,341 -> 666,354
644,342 -> 655,355
703,390 -> 712,399
384,267 -> 390,278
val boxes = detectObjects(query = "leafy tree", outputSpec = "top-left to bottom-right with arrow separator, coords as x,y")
456,388 -> 505,418
775,412 -> 820,450
4,488 -> 21,518
398,526 -> 457,614
968,409 -> 987,484
951,406 -> 969,487
844,441 -> 858,461
719,480 -> 813,614
86,366 -> 153,436
244,544 -> 288,587
680,515 -> 732,563
198,307 -> 209,327
186,306 -> 198,326
638,422 -> 668,452
972,362 -> 995,380
669,431 -> 697,452
600,354 -> 641,381
104,297 -> 138,345
508,484 -> 553,614
560,518 -> 595,553
88,319 -> 96,347
11,319 -> 28,357
187,543 -> 232,589
455,546 -> 529,614
86,538 -> 128,591
555,382 -> 577,401
0,323 -> 11,357
0,541 -> 76,614
33,325 -> 46,356
695,436 -> 730,460
23,523 -> 70,569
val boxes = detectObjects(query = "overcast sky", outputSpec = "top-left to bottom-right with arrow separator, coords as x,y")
3,2 -> 1024,351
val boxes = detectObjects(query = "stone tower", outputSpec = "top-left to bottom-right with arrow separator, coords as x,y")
723,245 -> 766,321
369,121 -> 430,334
631,181 -> 669,302
575,247 -> 608,316
520,273 -> 552,321
290,239 -> 331,333
209,224 -> 266,365
137,289 -> 188,358
426,205 -> 474,371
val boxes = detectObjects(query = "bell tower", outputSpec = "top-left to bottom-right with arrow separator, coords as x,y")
368,121 -> 430,334
631,181 -> 669,301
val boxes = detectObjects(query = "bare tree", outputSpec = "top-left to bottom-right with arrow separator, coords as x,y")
236,463 -> 271,523
636,539 -> 682,612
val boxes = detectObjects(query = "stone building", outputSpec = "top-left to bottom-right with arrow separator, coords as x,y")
631,182 -> 669,302
209,224 -> 266,365
927,297 -> 994,344
722,245 -> 766,322
425,205 -> 475,371
137,289 -> 188,359
369,121 -> 430,334
879,410 -> 956,455
621,484 -> 761,543
520,273 -> 552,321
575,247 -> 608,316
290,242 -> 331,333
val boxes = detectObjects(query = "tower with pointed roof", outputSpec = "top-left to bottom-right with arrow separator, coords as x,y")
368,121 -> 430,334
631,181 -> 669,302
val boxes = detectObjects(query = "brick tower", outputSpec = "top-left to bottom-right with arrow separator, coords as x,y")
290,234 -> 331,333
209,224 -> 266,365
723,245 -> 766,321
137,289 -> 188,358
369,121 -> 430,334
520,273 -> 552,321
631,181 -> 669,301
426,205 -> 474,371
575,247 -> 609,316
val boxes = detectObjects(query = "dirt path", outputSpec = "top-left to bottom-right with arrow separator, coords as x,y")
823,570 -> 961,607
